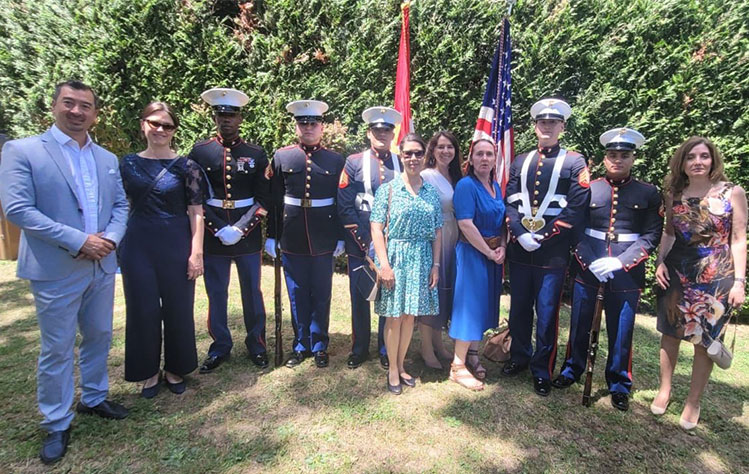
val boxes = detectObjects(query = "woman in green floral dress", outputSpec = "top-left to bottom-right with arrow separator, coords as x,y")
653,136 -> 746,430
371,133 -> 443,395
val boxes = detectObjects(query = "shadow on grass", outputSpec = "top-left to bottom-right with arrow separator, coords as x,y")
439,310 -> 749,473
0,276 -> 33,312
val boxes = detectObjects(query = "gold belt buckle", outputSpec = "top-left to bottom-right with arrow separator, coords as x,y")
608,232 -> 617,242
301,198 -> 312,208
223,199 -> 235,209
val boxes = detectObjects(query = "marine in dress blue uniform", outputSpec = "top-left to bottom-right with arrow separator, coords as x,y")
189,88 -> 271,373
337,106 -> 403,369
265,100 -> 345,368
502,99 -> 592,397
553,128 -> 663,411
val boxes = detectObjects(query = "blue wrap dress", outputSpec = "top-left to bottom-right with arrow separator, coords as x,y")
449,176 -> 505,341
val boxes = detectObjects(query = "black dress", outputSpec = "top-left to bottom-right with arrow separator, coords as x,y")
119,154 -> 204,380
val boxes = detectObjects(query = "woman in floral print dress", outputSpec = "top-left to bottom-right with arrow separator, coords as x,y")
653,136 -> 746,430
371,133 -> 443,395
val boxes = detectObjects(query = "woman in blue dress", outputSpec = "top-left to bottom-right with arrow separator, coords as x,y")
371,133 -> 443,395
449,139 -> 506,391
120,102 -> 205,398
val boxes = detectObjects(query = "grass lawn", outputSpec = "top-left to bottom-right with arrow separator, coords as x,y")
0,259 -> 747,473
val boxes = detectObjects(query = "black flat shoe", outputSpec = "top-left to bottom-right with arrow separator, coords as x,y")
40,428 -> 71,465
347,353 -> 368,370
501,361 -> 527,377
387,376 -> 402,395
611,392 -> 629,411
314,351 -> 329,368
400,376 -> 416,388
285,351 -> 307,368
199,354 -> 229,374
140,373 -> 161,398
551,374 -> 575,389
76,400 -> 129,419
250,352 -> 269,369
380,354 -> 390,370
164,376 -> 186,395
533,378 -> 552,397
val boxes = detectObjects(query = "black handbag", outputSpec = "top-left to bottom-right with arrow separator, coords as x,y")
354,185 -> 392,302
353,256 -> 379,301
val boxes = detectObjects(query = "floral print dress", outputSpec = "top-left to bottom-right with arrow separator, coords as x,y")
656,182 -> 735,348
371,175 -> 443,317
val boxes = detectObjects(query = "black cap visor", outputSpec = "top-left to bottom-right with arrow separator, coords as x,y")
295,115 -> 323,124
605,142 -> 636,151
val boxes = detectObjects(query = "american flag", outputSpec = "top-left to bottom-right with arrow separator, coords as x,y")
472,17 -> 514,193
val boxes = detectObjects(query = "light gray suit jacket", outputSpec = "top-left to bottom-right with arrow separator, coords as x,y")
0,128 -> 128,281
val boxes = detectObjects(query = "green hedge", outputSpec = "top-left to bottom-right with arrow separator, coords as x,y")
1,0 -> 747,312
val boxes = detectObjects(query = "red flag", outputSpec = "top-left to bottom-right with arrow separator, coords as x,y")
393,1 -> 413,150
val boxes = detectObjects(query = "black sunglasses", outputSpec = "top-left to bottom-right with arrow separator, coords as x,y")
402,150 -> 425,159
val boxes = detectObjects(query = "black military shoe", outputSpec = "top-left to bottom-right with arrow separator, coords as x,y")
285,351 -> 307,368
199,354 -> 229,374
552,374 -> 575,389
314,351 -> 329,368
250,352 -> 269,369
40,428 -> 71,465
534,378 -> 552,397
76,400 -> 129,419
501,361 -> 527,377
611,392 -> 629,411
380,354 -> 390,370
347,353 -> 368,369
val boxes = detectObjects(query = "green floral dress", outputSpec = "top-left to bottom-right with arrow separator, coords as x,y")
656,183 -> 735,348
371,175 -> 443,317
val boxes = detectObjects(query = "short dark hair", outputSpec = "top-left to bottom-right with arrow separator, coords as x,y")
398,133 -> 426,153
52,80 -> 100,109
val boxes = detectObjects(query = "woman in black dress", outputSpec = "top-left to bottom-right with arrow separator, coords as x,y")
120,102 -> 205,398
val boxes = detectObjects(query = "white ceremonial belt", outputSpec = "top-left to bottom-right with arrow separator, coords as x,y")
520,208 -> 562,216
206,197 -> 254,209
585,228 -> 640,242
284,196 -> 335,208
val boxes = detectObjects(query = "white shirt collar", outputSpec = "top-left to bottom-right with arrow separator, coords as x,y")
51,124 -> 93,150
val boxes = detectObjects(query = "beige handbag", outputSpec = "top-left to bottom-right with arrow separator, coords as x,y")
707,309 -> 736,370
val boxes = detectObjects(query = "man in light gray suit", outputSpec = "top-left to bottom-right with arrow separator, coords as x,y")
0,80 -> 130,465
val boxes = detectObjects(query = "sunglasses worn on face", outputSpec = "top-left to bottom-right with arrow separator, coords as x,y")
144,119 -> 177,131
402,150 -> 425,159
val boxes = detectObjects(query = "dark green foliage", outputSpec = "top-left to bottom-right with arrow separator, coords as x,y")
1,0 -> 747,311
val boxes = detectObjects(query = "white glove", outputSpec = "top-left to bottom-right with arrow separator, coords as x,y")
214,226 -> 229,245
265,238 -> 277,259
517,233 -> 543,252
333,240 -> 345,257
589,257 -> 623,282
219,226 -> 243,246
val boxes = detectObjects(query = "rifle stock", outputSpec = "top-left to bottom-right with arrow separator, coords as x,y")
582,283 -> 606,407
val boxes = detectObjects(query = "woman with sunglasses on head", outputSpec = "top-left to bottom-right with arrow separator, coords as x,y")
371,133 -> 443,394
418,131 -> 463,369
653,136 -> 746,429
119,101 -> 205,398
448,139 -> 506,390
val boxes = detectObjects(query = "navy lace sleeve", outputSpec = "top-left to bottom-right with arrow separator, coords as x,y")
185,158 -> 206,206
